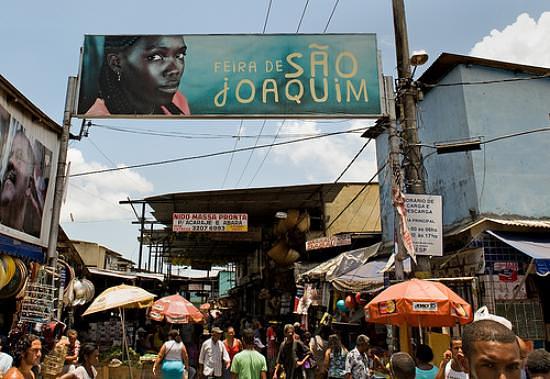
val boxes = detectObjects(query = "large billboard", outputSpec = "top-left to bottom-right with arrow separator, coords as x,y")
0,99 -> 58,247
76,34 -> 381,119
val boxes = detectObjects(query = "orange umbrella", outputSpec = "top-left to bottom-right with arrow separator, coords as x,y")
364,279 -> 473,327
149,294 -> 204,324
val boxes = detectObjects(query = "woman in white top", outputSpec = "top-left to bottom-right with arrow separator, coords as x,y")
73,343 -> 99,379
154,329 -> 190,379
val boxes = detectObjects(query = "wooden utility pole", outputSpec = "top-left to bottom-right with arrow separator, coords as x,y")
391,0 -> 431,274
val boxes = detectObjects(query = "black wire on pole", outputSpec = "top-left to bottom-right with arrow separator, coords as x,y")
325,159 -> 388,230
423,74 -> 550,88
235,120 -> 267,187
247,120 -> 286,187
222,120 -> 244,188
262,0 -> 273,33
323,0 -> 340,33
296,0 -> 310,33
70,126 -> 370,178
334,138 -> 372,183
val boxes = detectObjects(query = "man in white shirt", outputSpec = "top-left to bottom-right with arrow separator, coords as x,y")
436,337 -> 468,379
200,327 -> 231,379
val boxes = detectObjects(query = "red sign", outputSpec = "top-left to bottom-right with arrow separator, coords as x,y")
494,262 -> 518,282
172,213 -> 248,232
305,234 -> 352,251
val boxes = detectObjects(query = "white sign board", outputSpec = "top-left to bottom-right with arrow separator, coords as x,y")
173,213 -> 248,232
412,302 -> 438,312
405,194 -> 442,256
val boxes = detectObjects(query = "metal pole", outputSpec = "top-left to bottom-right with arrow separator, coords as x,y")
384,76 -> 405,281
147,222 -> 153,271
392,0 -> 431,274
138,203 -> 145,271
48,76 -> 77,266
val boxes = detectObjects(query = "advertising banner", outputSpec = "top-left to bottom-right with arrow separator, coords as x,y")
0,99 -> 58,247
305,234 -> 352,251
76,34 -> 381,119
405,194 -> 443,256
173,213 -> 248,232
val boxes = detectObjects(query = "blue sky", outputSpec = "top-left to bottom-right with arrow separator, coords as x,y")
0,1 -> 548,265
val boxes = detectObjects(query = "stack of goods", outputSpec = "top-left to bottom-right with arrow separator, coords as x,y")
42,337 -> 68,379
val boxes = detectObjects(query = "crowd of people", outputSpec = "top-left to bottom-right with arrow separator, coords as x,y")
0,319 -> 549,379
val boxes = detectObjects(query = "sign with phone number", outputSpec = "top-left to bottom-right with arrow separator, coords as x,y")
172,213 -> 248,232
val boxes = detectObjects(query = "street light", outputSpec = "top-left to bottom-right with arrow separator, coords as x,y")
410,50 -> 429,67
410,50 -> 429,78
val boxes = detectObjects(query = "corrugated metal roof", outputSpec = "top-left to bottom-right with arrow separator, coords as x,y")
87,267 -> 164,282
419,53 -> 550,95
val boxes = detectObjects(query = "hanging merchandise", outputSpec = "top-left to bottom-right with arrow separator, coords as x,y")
345,295 -> 356,310
20,282 -> 57,324
336,299 -> 349,312
18,266 -> 58,325
0,257 -> 28,299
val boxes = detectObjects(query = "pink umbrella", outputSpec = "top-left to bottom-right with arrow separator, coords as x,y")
149,294 -> 204,324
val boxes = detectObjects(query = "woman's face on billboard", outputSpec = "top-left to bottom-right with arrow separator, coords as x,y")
114,36 -> 186,108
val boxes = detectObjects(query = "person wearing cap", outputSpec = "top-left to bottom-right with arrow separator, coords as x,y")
199,327 -> 230,379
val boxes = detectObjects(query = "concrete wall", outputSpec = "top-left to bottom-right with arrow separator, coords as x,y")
461,65 -> 550,219
419,64 -> 550,228
375,63 -> 550,242
72,241 -> 105,268
417,66 -> 479,228
325,183 -> 381,236
374,130 -> 395,243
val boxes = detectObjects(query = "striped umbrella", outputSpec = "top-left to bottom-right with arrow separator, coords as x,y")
149,294 -> 204,324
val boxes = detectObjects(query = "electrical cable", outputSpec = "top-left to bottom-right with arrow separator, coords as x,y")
325,159 -> 388,231
323,0 -> 340,33
416,126 -> 550,149
334,138 -> 372,183
222,120 -> 244,188
235,120 -> 267,187
247,120 -> 286,187
423,74 -> 549,88
296,0 -> 310,33
262,0 -> 273,33
70,126 -> 370,178
91,122 -> 349,139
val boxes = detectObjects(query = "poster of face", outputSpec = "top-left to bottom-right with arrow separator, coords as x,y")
0,103 -> 53,240
76,34 -> 381,118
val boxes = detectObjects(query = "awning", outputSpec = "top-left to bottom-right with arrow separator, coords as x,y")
330,259 -> 386,292
0,235 -> 44,263
88,267 -> 165,282
299,242 -> 381,282
487,231 -> 550,277
88,267 -> 137,280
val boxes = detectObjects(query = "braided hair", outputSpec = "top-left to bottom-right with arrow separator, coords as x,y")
97,36 -> 184,115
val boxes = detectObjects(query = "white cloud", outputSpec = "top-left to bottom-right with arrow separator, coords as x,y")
470,12 -> 550,67
60,148 -> 154,223
271,120 -> 378,182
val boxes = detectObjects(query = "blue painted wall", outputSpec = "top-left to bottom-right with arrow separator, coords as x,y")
376,62 -> 550,243
461,65 -> 550,219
